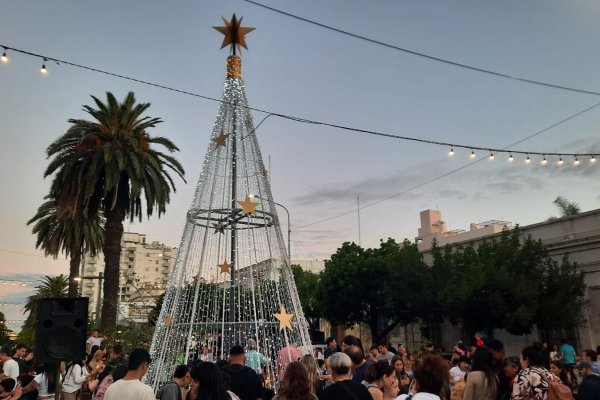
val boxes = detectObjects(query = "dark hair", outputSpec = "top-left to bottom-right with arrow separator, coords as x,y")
391,355 -> 405,370
174,364 -> 189,379
0,378 -> 16,393
549,360 -> 570,386
112,344 -> 123,355
413,354 -> 449,395
342,335 -> 362,350
190,362 -> 228,400
457,356 -> 469,364
277,361 -> 311,400
521,345 -> 544,367
15,343 -> 27,351
470,347 -> 498,392
326,337 -> 336,346
229,345 -> 245,356
0,346 -> 12,356
34,361 -> 59,393
365,360 -> 395,383
128,348 -> 151,370
344,346 -> 365,365
504,356 -> 519,367
487,339 -> 504,352
583,349 -> 597,361
215,359 -> 229,369
378,341 -> 388,348
112,366 -> 128,382
317,359 -> 325,369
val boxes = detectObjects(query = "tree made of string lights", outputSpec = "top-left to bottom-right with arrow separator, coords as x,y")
146,15 -> 312,390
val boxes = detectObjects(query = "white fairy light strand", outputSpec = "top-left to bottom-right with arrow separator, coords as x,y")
0,44 -> 597,160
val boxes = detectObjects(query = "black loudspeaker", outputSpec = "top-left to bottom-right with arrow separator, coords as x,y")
35,297 -> 89,362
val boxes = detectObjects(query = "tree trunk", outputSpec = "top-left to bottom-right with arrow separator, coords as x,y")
100,206 -> 125,331
68,249 -> 82,297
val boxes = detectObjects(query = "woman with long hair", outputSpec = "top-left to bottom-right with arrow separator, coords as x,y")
511,345 -> 561,400
364,360 -> 396,400
398,354 -> 449,400
273,361 -> 317,400
19,361 -> 59,400
188,362 -> 237,400
549,360 -> 573,392
299,354 -> 319,397
463,347 -> 498,400
391,355 -> 412,395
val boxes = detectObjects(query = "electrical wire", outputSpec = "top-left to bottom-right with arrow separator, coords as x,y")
1,44 -> 597,157
244,0 -> 600,97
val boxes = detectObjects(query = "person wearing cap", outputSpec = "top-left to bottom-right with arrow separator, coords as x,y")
574,360 -> 600,400
245,339 -> 267,374
221,345 -> 263,400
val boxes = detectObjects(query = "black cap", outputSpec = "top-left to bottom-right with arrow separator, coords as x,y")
229,345 -> 245,356
574,361 -> 592,369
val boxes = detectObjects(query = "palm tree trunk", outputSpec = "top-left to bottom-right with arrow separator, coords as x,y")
100,206 -> 125,331
68,248 -> 82,297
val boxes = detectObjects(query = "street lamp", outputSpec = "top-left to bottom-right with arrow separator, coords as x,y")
249,195 -> 291,262
75,272 -> 104,328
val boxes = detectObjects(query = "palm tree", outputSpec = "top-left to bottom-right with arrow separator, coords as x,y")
28,196 -> 104,297
19,275 -> 69,344
44,92 -> 185,330
553,196 -> 581,217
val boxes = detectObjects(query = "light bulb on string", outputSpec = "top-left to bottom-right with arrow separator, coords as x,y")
489,152 -> 494,160
574,157 -> 580,165
448,148 -> 454,156
40,58 -> 48,74
525,155 -> 531,164
1,49 -> 7,63
470,150 -> 476,159
558,157 -> 564,165
508,154 -> 514,162
592,156 -> 597,163
541,156 -> 547,165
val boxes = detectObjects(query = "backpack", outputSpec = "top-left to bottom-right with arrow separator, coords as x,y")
547,380 -> 574,400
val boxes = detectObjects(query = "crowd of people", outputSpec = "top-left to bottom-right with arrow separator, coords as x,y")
1,331 -> 600,400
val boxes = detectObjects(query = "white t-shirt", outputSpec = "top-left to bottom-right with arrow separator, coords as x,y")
34,372 -> 52,396
87,336 -> 103,348
3,358 -> 19,379
449,366 -> 467,383
104,379 -> 155,400
62,363 -> 89,393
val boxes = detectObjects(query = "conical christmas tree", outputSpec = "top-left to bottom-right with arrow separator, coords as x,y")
147,15 -> 312,389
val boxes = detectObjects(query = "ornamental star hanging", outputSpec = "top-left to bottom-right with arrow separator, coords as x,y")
273,306 -> 294,331
218,261 -> 231,274
213,14 -> 255,52
211,130 -> 230,148
164,315 -> 174,326
212,222 -> 226,234
238,195 -> 258,216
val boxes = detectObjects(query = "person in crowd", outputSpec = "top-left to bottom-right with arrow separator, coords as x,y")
94,365 -> 127,400
549,360 -> 573,392
382,376 -> 400,400
345,346 -> 372,384
317,359 -> 332,392
487,339 -> 511,398
403,354 -> 415,378
463,346 -> 498,400
89,349 -> 106,371
0,347 -> 19,380
559,339 -> 576,374
391,355 -> 412,394
271,361 -> 317,400
549,345 -> 560,362
188,362 -> 238,400
19,361 -> 58,400
0,378 -> 22,400
319,352 -> 372,400
324,337 -> 337,359
449,356 -> 469,386
11,344 -> 28,377
276,343 -> 302,382
574,360 -> 600,400
376,342 -> 394,365
511,344 -> 561,400
62,357 -> 100,400
364,360 -> 396,400
86,330 -> 105,355
369,346 -> 380,363
221,345 -> 263,400
157,364 -> 190,400
245,339 -> 267,374
581,349 -> 600,375
340,335 -> 363,353
104,348 -> 155,400
501,357 -> 520,400
299,354 -> 319,397
200,346 -> 215,363
398,353 -> 450,400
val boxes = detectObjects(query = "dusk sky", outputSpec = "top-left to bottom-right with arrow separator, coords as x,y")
1,1 -> 599,326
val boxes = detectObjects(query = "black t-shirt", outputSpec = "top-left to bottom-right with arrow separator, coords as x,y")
222,363 -> 263,400
319,379 -> 372,400
352,361 -> 372,384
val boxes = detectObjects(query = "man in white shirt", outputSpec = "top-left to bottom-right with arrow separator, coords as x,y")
104,348 -> 155,400
0,346 -> 19,379
86,330 -> 104,354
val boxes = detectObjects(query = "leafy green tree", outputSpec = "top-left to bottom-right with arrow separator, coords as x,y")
291,264 -> 322,330
28,196 -> 104,297
44,92 -> 185,330
18,275 -> 69,345
0,311 -> 12,345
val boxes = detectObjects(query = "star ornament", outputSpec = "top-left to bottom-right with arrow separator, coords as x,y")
211,130 -> 230,148
218,261 -> 231,274
238,195 -> 259,216
164,315 -> 174,326
213,14 -> 255,52
274,306 -> 294,331
212,222 -> 226,234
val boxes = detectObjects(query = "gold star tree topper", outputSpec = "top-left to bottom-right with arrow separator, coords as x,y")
213,14 -> 255,53
273,306 -> 294,331
238,195 -> 259,216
